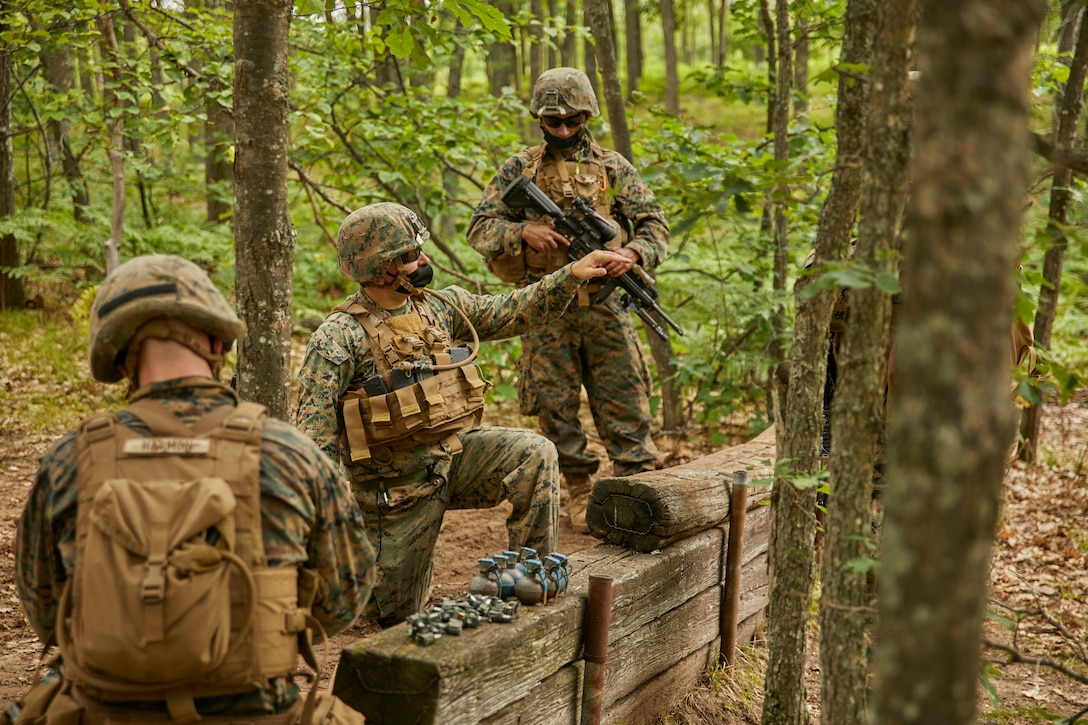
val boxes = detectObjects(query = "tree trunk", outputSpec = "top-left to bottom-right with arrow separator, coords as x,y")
0,5 -> 25,310
659,0 -> 680,114
40,42 -> 91,224
718,0 -> 730,66
233,0 -> 296,420
680,0 -> 692,65
586,0 -> 683,433
545,0 -> 558,68
794,15 -> 809,117
819,2 -> 911,723
205,0 -> 232,225
1057,0 -> 1081,61
1050,0 -> 1082,131
442,18 -> 468,244
530,0 -> 544,83
117,15 -> 157,230
584,2 -> 600,100
624,0 -> 642,97
369,3 -> 398,88
98,11 -> 123,273
562,0 -> 577,65
756,0 -> 777,422
448,19 -> 466,99
771,0 -> 790,353
206,84 -> 232,224
1017,9 -> 1088,462
489,0 -> 518,98
871,2 -> 1045,722
761,2 -> 806,722
76,39 -> 96,99
585,0 -> 629,157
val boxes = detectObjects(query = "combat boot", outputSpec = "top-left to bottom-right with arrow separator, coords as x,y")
565,473 -> 593,534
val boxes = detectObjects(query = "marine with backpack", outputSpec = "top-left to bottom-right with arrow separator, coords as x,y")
9,255 -> 375,725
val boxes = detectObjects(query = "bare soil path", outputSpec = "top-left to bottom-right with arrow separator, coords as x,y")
1,391 -> 1086,722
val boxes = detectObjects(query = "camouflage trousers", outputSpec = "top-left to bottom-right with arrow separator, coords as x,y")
353,426 -> 559,623
517,294 -> 657,477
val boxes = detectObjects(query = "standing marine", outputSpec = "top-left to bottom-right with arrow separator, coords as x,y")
467,67 -> 670,532
294,202 -> 631,625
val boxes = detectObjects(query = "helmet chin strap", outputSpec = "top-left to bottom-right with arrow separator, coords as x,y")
390,259 -> 434,296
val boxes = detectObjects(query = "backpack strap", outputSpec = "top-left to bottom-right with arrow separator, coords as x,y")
214,402 -> 267,568
123,398 -> 236,438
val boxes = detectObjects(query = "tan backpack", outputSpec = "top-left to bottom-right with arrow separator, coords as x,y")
43,399 -> 361,724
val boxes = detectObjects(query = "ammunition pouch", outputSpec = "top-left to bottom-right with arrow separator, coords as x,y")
340,364 -> 489,463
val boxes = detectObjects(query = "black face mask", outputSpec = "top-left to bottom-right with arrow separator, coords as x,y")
542,126 -> 585,150
394,262 -> 433,294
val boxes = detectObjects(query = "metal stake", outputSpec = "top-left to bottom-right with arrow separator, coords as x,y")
720,470 -> 749,666
580,574 -> 614,724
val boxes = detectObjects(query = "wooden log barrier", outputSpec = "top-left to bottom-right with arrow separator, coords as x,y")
333,431 -> 775,724
586,425 -> 775,552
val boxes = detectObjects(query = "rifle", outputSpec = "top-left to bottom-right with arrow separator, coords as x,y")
501,175 -> 684,340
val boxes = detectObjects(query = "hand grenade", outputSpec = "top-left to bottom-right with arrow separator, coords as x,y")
517,547 -> 538,577
502,550 -> 525,591
492,553 -> 517,600
514,557 -> 550,605
468,557 -> 500,597
543,555 -> 570,597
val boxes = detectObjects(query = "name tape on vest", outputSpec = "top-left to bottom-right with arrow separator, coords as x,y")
122,438 -> 212,456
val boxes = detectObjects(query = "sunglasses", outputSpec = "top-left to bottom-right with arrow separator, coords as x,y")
541,115 -> 584,130
399,247 -> 422,264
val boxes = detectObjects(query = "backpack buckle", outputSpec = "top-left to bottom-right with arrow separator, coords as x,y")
142,557 -> 166,602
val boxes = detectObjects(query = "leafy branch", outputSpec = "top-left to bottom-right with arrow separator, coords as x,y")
116,0 -> 208,85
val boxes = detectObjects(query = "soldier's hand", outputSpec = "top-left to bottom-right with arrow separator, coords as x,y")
522,222 -> 570,253
604,247 -> 641,277
570,250 -> 633,280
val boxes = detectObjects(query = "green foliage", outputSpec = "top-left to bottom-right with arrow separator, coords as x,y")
799,257 -> 902,299
5,0 -> 1088,450
842,555 -> 878,576
979,661 -> 1004,708
0,310 -> 122,431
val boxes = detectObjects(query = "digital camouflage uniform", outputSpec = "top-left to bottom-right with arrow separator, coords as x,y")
467,68 -> 669,481
295,204 -> 588,623
15,255 -> 375,718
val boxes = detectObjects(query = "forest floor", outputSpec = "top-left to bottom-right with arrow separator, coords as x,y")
0,344 -> 1086,722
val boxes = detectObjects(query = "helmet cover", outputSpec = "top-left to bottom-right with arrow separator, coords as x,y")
89,254 -> 245,383
529,67 -> 600,118
336,203 -> 430,285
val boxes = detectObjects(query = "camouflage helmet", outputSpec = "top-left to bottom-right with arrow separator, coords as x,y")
529,67 -> 599,119
336,202 -> 430,284
89,254 -> 245,383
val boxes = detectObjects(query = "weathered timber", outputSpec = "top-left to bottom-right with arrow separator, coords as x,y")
335,509 -> 770,724
608,643 -> 715,725
600,585 -> 723,709
333,433 -> 776,724
480,664 -> 582,724
586,425 -> 775,551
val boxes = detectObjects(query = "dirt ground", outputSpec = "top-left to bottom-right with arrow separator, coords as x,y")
1,393 -> 1086,722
